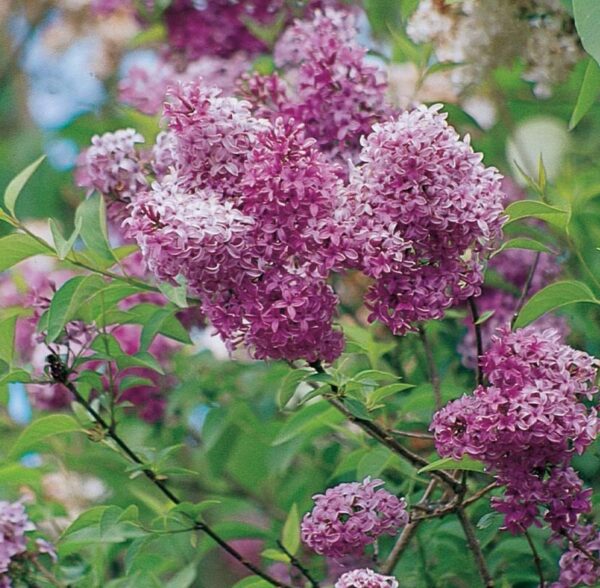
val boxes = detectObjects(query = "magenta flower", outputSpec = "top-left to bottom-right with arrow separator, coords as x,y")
334,568 -> 399,588
301,478 -> 408,558
0,501 -> 35,575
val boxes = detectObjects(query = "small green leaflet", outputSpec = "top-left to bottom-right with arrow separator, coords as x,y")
3,156 -> 45,216
9,415 -> 81,457
418,456 -> 485,474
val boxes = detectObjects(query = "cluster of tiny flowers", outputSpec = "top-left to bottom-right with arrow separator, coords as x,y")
459,248 -> 567,367
407,0 -> 581,97
76,128 -> 147,225
119,53 -> 250,116
301,478 -> 408,558
552,524 -> 600,588
0,501 -> 35,578
334,568 -> 398,588
347,105 -> 505,334
335,568 -> 399,588
432,327 -> 598,533
241,9 -> 389,165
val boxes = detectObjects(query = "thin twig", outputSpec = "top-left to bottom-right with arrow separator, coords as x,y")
523,529 -> 545,588
381,480 -> 437,574
391,429 -> 434,440
49,357 -> 291,588
456,508 -> 494,587
277,541 -> 320,588
418,326 -> 442,410
511,252 -> 541,329
467,297 -> 484,387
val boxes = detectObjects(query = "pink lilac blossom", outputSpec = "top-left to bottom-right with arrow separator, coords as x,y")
431,327 -> 599,533
246,9 -> 389,164
163,82 -> 267,194
347,104 -> 505,334
75,128 -> 147,225
334,568 -> 399,588
0,501 -> 35,575
552,524 -> 600,588
301,478 -> 408,558
119,53 -> 249,116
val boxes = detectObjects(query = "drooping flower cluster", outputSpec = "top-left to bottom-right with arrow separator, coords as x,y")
335,568 -> 399,588
432,327 -> 599,533
552,524 -> 600,588
301,478 -> 408,558
0,501 -> 35,577
242,9 -> 389,164
76,128 -> 147,224
407,0 -> 582,98
90,10 -> 505,362
347,105 -> 505,334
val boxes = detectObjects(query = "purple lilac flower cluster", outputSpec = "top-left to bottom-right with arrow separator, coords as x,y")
0,501 -> 35,582
243,9 -> 389,165
347,105 -> 505,334
334,568 -> 399,588
432,327 -> 598,534
552,524 -> 600,587
79,10 -> 504,363
300,478 -> 408,558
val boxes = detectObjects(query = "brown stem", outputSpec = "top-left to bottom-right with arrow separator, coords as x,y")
277,541 -> 320,588
511,252 -> 541,329
523,529 -> 545,588
52,362 -> 290,588
418,326 -> 442,410
381,480 -> 437,575
309,362 -> 462,493
467,297 -> 484,387
456,508 -> 494,587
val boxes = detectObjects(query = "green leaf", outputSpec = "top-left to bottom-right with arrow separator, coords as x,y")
0,463 -> 42,488
574,0 -> 600,66
75,193 -> 114,261
418,456 -> 486,474
277,369 -> 310,409
165,562 -> 197,588
343,397 -> 373,421
0,233 -> 50,272
261,548 -> 290,563
157,277 -> 188,308
231,578 -> 271,588
140,307 -> 188,351
46,275 -> 106,342
367,383 -> 414,408
474,309 -> 495,326
570,59 -> 600,130
50,216 -> 83,260
504,200 -> 569,230
513,280 -> 600,328
281,504 -> 300,556
0,314 -> 18,367
492,237 -> 555,258
9,415 -> 81,457
272,402 -> 342,446
3,156 -> 45,216
116,352 -> 165,375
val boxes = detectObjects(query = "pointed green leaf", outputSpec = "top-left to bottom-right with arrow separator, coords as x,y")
281,504 -> 300,556
46,275 -> 106,342
504,200 -> 569,230
574,0 -> 600,66
75,193 -> 114,261
492,237 -> 555,258
514,280 -> 600,328
570,58 -> 600,130
9,415 -> 81,457
4,156 -> 45,216
418,456 -> 485,474
50,216 -> 83,260
157,277 -> 189,308
0,233 -> 50,272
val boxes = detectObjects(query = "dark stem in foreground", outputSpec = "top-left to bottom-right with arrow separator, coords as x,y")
467,297 -> 484,387
456,508 -> 494,587
277,541 -> 320,588
47,354 -> 292,588
511,252 -> 541,329
524,529 -> 545,588
418,326 -> 442,410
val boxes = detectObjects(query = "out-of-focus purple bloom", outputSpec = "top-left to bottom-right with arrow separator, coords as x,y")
552,524 -> 600,587
0,501 -> 35,575
334,568 -> 399,588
